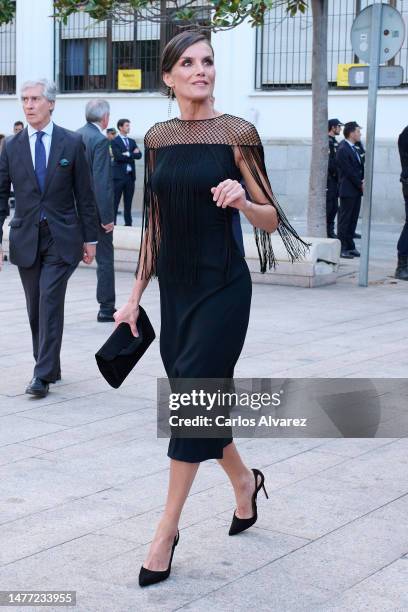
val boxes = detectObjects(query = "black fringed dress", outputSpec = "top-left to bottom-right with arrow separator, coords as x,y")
136,114 -> 308,463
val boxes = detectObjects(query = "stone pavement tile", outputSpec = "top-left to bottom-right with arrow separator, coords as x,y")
370,493 -> 408,524
187,522 -> 392,596
20,392 -> 155,428
316,558 -> 408,612
297,511 -> 408,574
216,491 -> 358,542
32,435 -> 168,486
315,438 -> 408,498
0,415 -> 66,446
20,434 -> 167,493
375,412 -> 408,437
0,549 -> 144,612
0,442 -> 46,466
16,408 -> 158,452
27,418 -> 159,461
317,438 -> 397,458
0,456 -> 118,524
84,517 -> 313,610
217,462 -> 406,541
178,561 -> 337,612
0,494 -> 150,566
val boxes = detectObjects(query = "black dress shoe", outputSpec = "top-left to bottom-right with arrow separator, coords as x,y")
97,310 -> 116,323
25,377 -> 49,398
349,249 -> 360,257
340,250 -> 354,259
229,468 -> 269,536
139,531 -> 179,587
354,232 -> 361,239
327,232 -> 338,239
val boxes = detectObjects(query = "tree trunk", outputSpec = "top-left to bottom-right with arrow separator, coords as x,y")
307,0 -> 328,237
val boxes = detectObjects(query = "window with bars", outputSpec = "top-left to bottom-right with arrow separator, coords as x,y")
55,7 -> 210,93
0,2 -> 16,95
255,0 -> 407,89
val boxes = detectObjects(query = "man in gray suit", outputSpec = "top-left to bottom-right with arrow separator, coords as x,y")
0,79 -> 98,397
77,99 -> 116,322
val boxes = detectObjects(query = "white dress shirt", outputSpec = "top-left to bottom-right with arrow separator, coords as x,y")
27,120 -> 96,245
345,138 -> 362,164
119,134 -> 132,173
27,120 -> 53,167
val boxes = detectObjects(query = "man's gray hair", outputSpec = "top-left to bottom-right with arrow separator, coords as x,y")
20,79 -> 57,103
85,99 -> 110,123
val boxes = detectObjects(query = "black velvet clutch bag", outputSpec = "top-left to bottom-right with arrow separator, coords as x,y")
95,306 -> 155,388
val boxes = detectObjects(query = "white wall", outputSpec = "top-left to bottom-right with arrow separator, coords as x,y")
1,7 -> 407,142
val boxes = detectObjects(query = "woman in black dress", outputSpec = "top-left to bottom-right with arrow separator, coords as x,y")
114,31 -> 308,587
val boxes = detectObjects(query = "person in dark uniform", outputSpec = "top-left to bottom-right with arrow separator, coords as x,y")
352,139 -> 365,239
395,125 -> 408,280
336,121 -> 364,258
326,118 -> 343,238
111,119 -> 142,226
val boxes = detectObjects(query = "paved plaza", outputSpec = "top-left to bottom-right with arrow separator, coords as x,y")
0,222 -> 407,612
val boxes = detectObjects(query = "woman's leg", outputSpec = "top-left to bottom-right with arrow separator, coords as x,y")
142,458 -> 200,571
217,441 -> 259,519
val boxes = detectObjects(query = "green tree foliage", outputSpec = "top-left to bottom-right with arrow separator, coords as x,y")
50,0 -> 307,29
0,0 -> 15,25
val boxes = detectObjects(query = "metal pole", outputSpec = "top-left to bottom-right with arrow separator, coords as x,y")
359,3 -> 383,287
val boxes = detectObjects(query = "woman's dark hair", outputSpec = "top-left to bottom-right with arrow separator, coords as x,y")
161,30 -> 214,98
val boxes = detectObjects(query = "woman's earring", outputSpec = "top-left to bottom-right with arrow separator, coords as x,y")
168,87 -> 174,119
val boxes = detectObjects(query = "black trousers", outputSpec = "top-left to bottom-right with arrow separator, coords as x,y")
114,174 -> 135,226
18,223 -> 77,382
337,195 -> 361,251
397,182 -> 408,256
326,192 -> 338,235
96,224 -> 115,313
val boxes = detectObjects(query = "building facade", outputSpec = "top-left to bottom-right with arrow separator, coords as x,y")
0,0 -> 407,221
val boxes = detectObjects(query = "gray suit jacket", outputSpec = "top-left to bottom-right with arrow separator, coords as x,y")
0,124 -> 98,268
77,123 -> 114,225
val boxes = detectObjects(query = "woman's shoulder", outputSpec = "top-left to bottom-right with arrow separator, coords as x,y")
144,118 -> 180,149
220,114 -> 261,145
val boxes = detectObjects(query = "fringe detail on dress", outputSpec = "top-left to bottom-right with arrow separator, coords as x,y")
136,145 -> 202,284
136,148 -> 160,280
238,143 -> 310,272
162,148 -> 201,284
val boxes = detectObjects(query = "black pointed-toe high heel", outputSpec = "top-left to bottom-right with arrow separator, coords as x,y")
229,468 -> 268,536
139,530 -> 180,587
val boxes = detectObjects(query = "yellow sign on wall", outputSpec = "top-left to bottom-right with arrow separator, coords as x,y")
118,69 -> 142,90
336,63 -> 368,87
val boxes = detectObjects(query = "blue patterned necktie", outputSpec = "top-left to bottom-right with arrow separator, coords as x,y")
352,145 -> 361,164
35,131 -> 47,221
124,137 -> 129,149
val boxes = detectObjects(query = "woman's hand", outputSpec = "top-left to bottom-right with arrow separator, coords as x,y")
114,302 -> 140,337
211,180 -> 250,212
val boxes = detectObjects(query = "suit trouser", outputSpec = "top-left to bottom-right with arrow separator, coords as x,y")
397,182 -> 408,256
326,192 -> 338,235
113,174 -> 135,226
337,196 -> 361,251
96,224 -> 115,313
18,223 -> 77,382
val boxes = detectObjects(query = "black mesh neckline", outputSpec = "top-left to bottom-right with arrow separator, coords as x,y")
174,113 -> 227,122
144,114 -> 261,148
